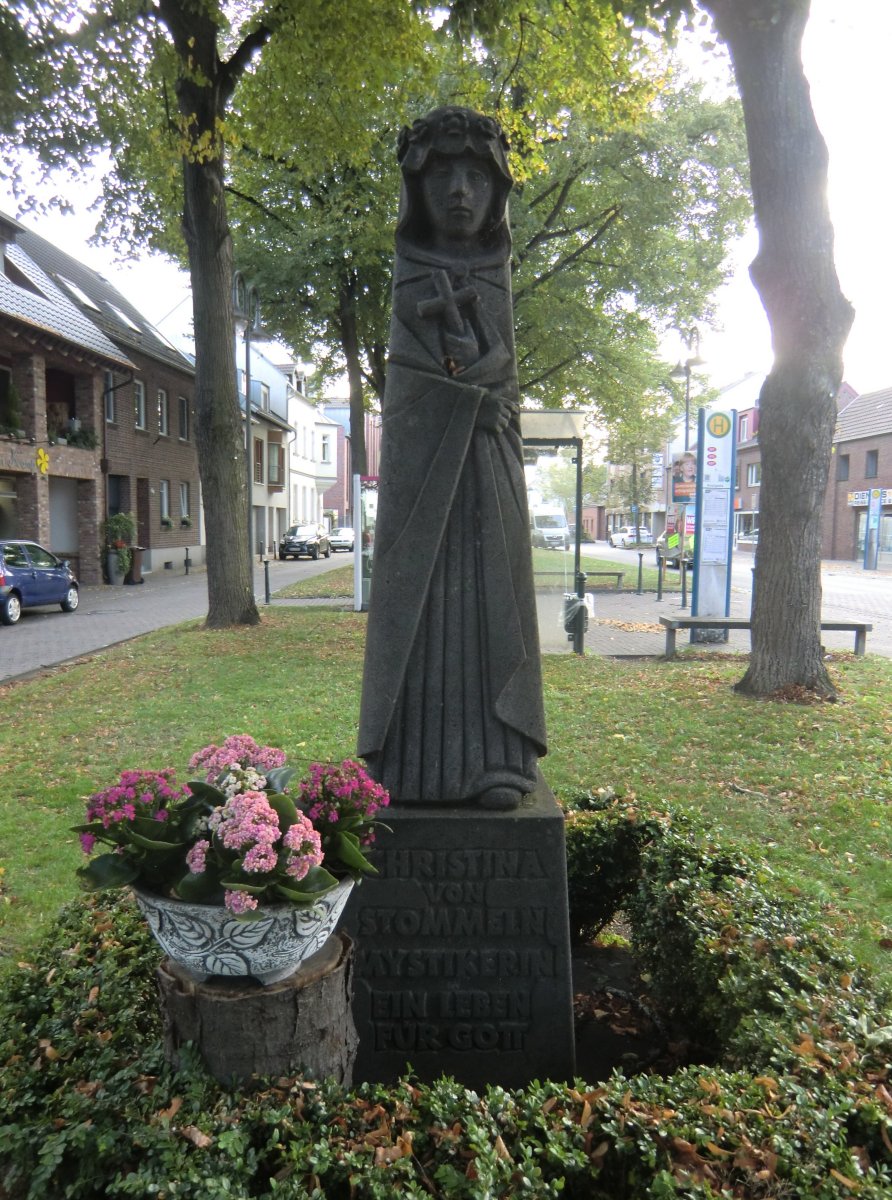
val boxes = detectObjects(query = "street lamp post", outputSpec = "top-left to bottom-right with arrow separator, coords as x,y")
670,331 -> 704,452
232,272 -> 263,574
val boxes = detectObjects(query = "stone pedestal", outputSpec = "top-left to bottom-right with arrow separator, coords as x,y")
342,774 -> 575,1088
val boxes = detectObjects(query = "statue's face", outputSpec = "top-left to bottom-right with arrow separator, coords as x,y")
420,153 -> 493,244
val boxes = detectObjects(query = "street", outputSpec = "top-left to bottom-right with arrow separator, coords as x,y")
1,543 -> 889,684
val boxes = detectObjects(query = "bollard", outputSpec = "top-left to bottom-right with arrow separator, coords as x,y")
184,550 -> 191,575
636,552 -> 643,595
656,552 -> 663,602
264,558 -> 271,605
680,560 -> 688,609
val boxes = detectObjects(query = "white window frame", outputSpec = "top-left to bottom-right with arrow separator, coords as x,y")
178,395 -> 190,441
160,479 -> 170,522
157,388 -> 169,437
746,462 -> 762,487
179,481 -> 190,519
134,379 -> 146,430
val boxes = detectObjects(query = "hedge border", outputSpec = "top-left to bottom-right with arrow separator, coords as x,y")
0,794 -> 889,1198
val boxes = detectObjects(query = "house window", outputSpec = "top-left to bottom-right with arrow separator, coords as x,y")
104,371 -> 115,423
321,432 -> 331,463
268,444 -> 285,485
260,382 -> 270,412
254,437 -> 264,484
837,453 -> 850,482
179,481 -> 190,520
159,479 -> 170,522
746,462 -> 761,487
134,380 -> 146,429
157,388 -> 169,436
865,449 -> 878,479
739,414 -> 748,442
178,395 -> 190,441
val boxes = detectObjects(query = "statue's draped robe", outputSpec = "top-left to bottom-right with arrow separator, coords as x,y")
358,246 -> 546,803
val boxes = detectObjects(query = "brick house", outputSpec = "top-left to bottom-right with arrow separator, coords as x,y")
823,386 -> 892,566
0,212 -> 199,583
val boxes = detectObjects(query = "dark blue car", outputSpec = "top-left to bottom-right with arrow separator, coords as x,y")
0,539 -> 79,625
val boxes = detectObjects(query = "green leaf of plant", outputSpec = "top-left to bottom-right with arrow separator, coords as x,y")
123,829 -> 186,851
76,854 -> 139,891
173,871 -> 224,903
267,791 -> 298,828
335,830 -> 377,874
266,766 -> 297,793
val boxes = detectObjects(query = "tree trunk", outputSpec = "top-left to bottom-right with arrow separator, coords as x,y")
156,934 -> 358,1085
703,0 -> 854,698
159,0 -> 260,628
338,272 -> 368,477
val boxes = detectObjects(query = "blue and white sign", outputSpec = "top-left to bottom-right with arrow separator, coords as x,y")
692,410 -> 736,634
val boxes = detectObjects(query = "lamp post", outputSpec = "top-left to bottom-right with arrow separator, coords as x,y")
232,272 -> 263,574
670,331 -> 704,452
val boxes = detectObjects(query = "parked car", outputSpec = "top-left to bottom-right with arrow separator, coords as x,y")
329,526 -> 355,553
0,539 -> 79,625
655,530 -> 695,569
278,524 -> 331,561
608,525 -> 653,548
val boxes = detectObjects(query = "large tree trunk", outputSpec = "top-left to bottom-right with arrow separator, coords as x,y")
703,0 -> 854,698
338,272 -> 368,477
159,0 -> 260,628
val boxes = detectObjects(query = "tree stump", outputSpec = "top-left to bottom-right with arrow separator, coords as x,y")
156,933 -> 358,1085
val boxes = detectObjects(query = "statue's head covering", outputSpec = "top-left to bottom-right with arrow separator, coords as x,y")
395,106 -> 513,257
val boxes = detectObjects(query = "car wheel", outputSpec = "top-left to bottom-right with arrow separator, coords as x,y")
1,592 -> 22,625
311,547 -> 319,560
61,585 -> 79,613
325,546 -> 331,558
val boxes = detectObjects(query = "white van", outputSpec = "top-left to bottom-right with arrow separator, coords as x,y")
530,506 -> 570,550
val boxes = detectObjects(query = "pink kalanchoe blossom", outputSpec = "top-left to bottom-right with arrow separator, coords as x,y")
298,759 -> 389,844
84,769 -> 188,832
282,814 -> 324,881
189,735 -> 286,784
209,791 -> 280,852
79,832 -> 96,855
186,839 -> 210,875
225,890 -> 259,914
242,842 -> 278,874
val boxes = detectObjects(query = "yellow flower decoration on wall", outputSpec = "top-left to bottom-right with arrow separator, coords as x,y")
36,448 -> 49,474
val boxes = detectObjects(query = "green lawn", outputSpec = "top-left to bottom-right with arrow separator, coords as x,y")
1,605 -> 889,986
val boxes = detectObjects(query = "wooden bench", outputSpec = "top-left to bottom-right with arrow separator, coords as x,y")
659,616 -> 871,658
585,571 -> 625,589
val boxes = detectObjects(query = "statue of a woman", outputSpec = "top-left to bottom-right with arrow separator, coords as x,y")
358,106 -> 546,810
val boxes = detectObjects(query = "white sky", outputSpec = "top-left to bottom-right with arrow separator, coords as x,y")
0,0 -> 888,395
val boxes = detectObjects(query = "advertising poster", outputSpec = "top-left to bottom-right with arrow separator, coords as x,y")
671,451 -> 697,503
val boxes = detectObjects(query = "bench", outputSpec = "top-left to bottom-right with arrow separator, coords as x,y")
659,616 -> 871,658
585,571 -> 625,589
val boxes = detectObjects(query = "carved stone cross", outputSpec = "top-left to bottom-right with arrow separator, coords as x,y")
416,268 -> 478,334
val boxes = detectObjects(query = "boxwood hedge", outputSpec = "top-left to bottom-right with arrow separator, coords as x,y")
0,794 -> 889,1198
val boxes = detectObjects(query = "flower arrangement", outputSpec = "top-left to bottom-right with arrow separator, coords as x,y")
74,736 -> 389,918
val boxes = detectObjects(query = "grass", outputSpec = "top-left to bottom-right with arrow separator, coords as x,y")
0,604 -> 889,987
276,547 -> 677,601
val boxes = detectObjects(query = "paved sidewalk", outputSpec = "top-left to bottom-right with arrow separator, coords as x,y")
1,554 -> 888,685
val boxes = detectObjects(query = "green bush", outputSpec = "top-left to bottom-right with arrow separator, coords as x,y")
1,797 -> 890,1198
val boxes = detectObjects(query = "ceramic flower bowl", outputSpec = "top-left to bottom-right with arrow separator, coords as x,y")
133,878 -> 355,985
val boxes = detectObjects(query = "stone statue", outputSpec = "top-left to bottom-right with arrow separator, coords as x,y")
360,108 -> 547,811
358,106 -> 546,810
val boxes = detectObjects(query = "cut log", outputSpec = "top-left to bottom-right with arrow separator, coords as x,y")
156,933 -> 358,1085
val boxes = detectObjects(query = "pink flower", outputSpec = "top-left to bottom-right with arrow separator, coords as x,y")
225,890 -> 258,914
209,791 -> 280,852
79,832 -> 96,855
242,843 -> 278,874
186,839 -> 210,874
189,735 -> 286,784
282,814 -> 324,881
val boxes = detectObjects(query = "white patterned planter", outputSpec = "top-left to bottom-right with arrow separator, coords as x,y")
132,879 -> 354,985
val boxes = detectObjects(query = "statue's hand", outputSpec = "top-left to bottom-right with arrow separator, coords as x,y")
476,392 -> 518,434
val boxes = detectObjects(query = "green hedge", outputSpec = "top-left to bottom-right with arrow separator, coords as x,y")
1,795 -> 889,1198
